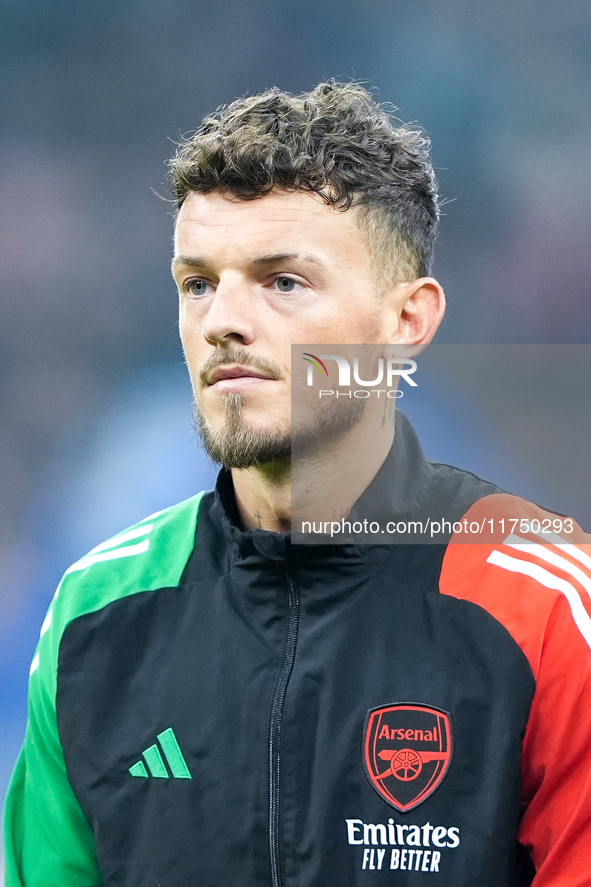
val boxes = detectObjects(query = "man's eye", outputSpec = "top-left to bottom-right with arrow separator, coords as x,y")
187,279 -> 210,297
275,276 -> 300,293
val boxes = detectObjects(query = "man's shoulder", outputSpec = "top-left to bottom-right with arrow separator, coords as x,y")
440,491 -> 591,675
442,489 -> 591,594
29,492 -> 212,691
54,493 -> 209,633
453,490 -> 590,544
70,492 -> 204,569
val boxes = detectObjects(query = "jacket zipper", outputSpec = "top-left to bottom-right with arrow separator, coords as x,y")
268,562 -> 300,887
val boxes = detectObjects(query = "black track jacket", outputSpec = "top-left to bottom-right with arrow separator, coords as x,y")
5,415 -> 591,886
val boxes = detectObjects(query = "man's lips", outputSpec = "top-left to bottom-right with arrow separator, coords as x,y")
208,365 -> 274,384
206,365 -> 278,392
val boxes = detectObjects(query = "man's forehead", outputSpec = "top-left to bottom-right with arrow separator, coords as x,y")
172,188 -> 369,268
175,188 -> 341,227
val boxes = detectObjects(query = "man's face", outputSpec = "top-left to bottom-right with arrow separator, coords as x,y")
172,189 -> 399,468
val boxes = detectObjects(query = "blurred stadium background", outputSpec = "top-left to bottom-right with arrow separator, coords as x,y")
2,1 -> 591,873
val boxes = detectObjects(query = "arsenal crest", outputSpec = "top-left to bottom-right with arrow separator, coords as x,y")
363,703 -> 453,812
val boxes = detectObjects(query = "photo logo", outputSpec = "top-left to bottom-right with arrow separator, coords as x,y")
363,704 -> 453,812
302,352 -> 418,399
302,352 -> 329,377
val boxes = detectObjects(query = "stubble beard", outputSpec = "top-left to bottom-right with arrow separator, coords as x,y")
193,344 -> 369,469
195,392 -> 292,469
195,392 -> 366,470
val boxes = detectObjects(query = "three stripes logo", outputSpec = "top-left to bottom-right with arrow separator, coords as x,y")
66,521 -> 153,574
129,727 -> 192,779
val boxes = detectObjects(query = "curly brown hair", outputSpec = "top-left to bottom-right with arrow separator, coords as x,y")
168,81 -> 440,283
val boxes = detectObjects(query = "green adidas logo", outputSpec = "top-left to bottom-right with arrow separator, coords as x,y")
129,728 -> 192,779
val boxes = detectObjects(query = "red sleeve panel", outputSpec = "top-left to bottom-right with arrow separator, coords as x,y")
439,493 -> 591,887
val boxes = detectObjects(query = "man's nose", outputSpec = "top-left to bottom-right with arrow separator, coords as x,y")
201,276 -> 256,346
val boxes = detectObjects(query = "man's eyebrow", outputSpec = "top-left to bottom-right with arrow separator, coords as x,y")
171,255 -> 208,273
251,253 -> 325,267
171,253 -> 326,273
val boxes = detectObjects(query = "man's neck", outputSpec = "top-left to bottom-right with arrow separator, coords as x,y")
232,460 -> 292,532
231,404 -> 396,533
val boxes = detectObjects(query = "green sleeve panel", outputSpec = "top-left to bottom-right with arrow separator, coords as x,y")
3,494 -> 204,886
3,691 -> 103,886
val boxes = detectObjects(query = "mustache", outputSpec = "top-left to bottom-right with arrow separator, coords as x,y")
199,346 -> 283,386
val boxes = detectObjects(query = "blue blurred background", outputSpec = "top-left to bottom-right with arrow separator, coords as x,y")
2,0 -> 591,868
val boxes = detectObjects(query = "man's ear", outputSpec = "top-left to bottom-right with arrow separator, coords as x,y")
386,277 -> 446,351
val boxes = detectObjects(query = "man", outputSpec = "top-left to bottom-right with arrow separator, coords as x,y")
4,82 -> 591,886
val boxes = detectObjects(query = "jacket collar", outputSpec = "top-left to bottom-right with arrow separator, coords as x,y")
210,412 -> 436,566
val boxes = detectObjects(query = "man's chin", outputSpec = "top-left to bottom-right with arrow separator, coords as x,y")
194,387 -> 367,469
195,408 -> 291,469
